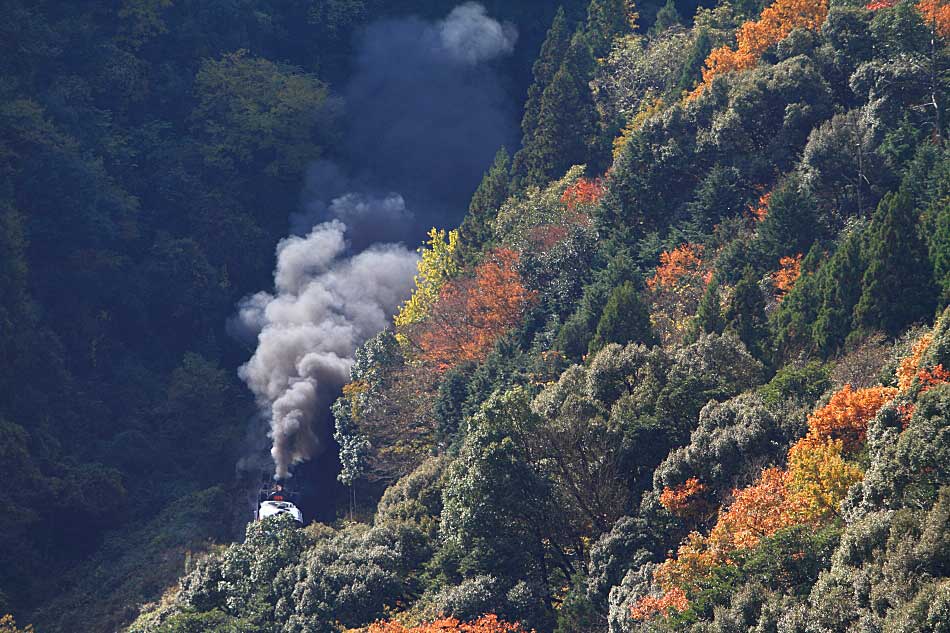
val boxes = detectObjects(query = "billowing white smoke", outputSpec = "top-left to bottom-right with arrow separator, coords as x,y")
234,219 -> 418,478
439,2 -> 518,65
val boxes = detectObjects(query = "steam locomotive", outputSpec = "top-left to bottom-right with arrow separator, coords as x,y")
257,478 -> 304,524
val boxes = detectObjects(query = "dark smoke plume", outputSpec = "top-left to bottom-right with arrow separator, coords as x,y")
295,2 -> 520,234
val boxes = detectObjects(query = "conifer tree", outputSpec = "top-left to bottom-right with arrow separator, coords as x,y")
676,28 -> 712,94
457,148 -> 510,264
688,275 -> 724,342
812,229 -> 866,356
588,280 -> 656,355
854,190 -> 937,335
585,0 -> 636,58
930,199 -> 950,306
725,267 -> 770,360
754,180 -> 820,266
772,244 -> 825,357
652,0 -> 682,34
519,8 -> 571,146
513,31 -> 598,189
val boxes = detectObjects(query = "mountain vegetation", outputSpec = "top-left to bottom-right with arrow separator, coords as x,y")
2,0 -> 949,632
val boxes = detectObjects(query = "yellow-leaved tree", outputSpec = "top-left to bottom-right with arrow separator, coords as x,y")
394,228 -> 460,331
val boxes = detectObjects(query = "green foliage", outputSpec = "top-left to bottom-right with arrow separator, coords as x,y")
855,190 -> 937,336
687,274 -> 724,342
723,267 -> 769,362
653,393 -> 798,507
192,50 -> 336,179
512,31 -> 599,189
518,7 -> 571,157
758,360 -> 830,407
457,148 -> 512,265
652,0 -> 683,33
752,177 -> 821,266
585,0 -> 635,58
9,1 -> 950,631
675,28 -> 713,95
812,225 -> 867,356
588,281 -> 656,356
440,388 -> 557,629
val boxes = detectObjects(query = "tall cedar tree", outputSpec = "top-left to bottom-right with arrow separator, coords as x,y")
652,0 -> 683,33
813,229 -> 866,356
688,275 -> 725,341
754,180 -> 820,266
588,280 -> 656,355
725,267 -> 770,361
676,28 -> 713,94
854,190 -> 936,335
513,31 -> 598,189
931,197 -> 950,306
456,148 -> 511,265
772,244 -> 824,357
586,0 -> 636,57
515,7 -> 571,174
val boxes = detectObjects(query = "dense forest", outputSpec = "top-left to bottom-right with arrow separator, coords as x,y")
1,0 -> 949,632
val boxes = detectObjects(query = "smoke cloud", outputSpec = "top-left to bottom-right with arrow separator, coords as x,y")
298,3 -> 520,234
235,3 -> 519,478
234,221 -> 418,478
439,3 -> 518,64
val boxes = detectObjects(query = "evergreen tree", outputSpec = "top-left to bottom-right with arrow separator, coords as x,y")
456,148 -> 511,265
519,8 -> 571,151
675,27 -> 712,94
651,0 -> 682,34
753,179 -> 821,267
585,0 -> 635,58
687,275 -> 724,342
854,190 -> 937,335
929,197 -> 950,306
772,244 -> 825,358
812,228 -> 867,356
588,281 -> 656,355
512,31 -> 598,189
725,267 -> 770,361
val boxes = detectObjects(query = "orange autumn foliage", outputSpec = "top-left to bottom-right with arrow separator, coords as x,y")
917,0 -> 950,37
749,191 -> 771,222
647,243 -> 712,345
415,248 -> 536,372
659,477 -> 709,519
774,254 -> 803,300
706,467 -> 804,553
635,468 -> 803,619
367,615 -> 530,633
901,365 -> 950,426
689,0 -> 829,99
561,177 -> 605,212
647,244 -> 707,291
637,375 -> 906,619
916,364 -> 950,391
804,384 -> 898,452
630,587 -> 688,620
897,332 -> 933,390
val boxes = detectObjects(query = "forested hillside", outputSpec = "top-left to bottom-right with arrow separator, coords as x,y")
2,0 -> 949,631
